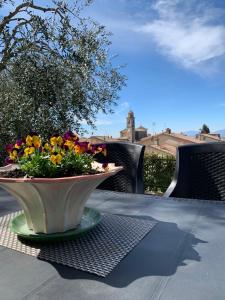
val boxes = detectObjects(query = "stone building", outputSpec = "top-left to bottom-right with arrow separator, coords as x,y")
138,128 -> 204,157
135,126 -> 148,141
82,112 -> 225,157
120,111 -> 148,142
196,133 -> 222,142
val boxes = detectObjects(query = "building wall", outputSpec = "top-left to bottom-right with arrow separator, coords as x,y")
151,134 -> 196,147
200,136 -> 216,142
135,130 -> 147,141
139,132 -> 203,157
120,130 -> 128,138
197,134 -> 222,142
144,145 -> 173,156
120,112 -> 148,142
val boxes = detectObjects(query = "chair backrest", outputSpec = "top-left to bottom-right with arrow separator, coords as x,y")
164,142 -> 225,200
95,142 -> 145,194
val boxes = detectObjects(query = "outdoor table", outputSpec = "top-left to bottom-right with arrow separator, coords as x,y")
0,188 -> 225,300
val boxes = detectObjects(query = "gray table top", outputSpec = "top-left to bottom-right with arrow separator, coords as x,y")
0,189 -> 225,300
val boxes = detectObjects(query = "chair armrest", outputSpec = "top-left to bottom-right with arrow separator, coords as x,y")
163,177 -> 177,197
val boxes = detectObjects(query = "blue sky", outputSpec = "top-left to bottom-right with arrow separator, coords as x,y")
2,0 -> 225,136
83,0 -> 225,136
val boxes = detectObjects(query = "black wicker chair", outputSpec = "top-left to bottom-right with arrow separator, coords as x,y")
164,142 -> 225,201
95,142 -> 145,194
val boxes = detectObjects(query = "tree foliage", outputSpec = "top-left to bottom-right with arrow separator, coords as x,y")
144,154 -> 176,194
200,124 -> 210,134
0,0 -> 126,149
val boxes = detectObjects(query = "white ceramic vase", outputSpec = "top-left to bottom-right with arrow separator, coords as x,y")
0,164 -> 122,234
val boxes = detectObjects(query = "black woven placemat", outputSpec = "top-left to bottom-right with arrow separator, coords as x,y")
0,211 -> 157,277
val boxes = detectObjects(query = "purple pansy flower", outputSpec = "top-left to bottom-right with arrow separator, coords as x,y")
16,139 -> 23,147
4,157 -> 13,165
63,130 -> 79,141
79,142 -> 89,152
5,144 -> 14,153
18,149 -> 24,157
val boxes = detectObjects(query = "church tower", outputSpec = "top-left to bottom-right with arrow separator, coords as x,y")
127,111 -> 135,142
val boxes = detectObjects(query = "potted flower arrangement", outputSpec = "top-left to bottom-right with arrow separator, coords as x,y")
0,131 -> 122,239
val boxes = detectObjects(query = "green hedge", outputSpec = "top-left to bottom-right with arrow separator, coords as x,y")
144,154 -> 176,194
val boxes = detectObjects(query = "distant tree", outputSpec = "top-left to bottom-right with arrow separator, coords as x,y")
0,0 -> 126,145
200,124 -> 210,134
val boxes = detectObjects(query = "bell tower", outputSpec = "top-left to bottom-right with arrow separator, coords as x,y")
127,111 -> 135,143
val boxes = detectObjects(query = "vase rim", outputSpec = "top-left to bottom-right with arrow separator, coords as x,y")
0,166 -> 123,183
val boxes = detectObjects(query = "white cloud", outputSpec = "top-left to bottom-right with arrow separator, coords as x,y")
137,0 -> 225,75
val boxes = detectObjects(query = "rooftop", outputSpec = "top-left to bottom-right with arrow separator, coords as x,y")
136,125 -> 147,131
139,131 -> 204,144
199,133 -> 223,140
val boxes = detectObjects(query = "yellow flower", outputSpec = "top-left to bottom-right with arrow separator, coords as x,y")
9,150 -> 18,160
44,143 -> 50,150
60,149 -> 65,156
26,135 -> 33,146
50,147 -> 55,154
50,155 -> 56,164
56,153 -> 62,164
64,140 -> 74,150
50,136 -> 63,147
33,136 -> 41,148
50,137 -> 57,146
56,136 -> 63,146
29,147 -> 35,154
14,144 -> 21,149
50,154 -> 62,165
24,147 -> 35,156
24,148 -> 30,156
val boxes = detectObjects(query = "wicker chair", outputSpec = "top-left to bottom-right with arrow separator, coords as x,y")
95,142 -> 145,194
164,142 -> 225,201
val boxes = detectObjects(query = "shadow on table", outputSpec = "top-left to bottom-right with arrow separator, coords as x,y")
0,189 -> 207,287
0,189 -> 20,216
40,215 -> 207,288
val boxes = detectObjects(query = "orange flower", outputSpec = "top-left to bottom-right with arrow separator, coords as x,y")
74,144 -> 81,154
33,136 -> 41,148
